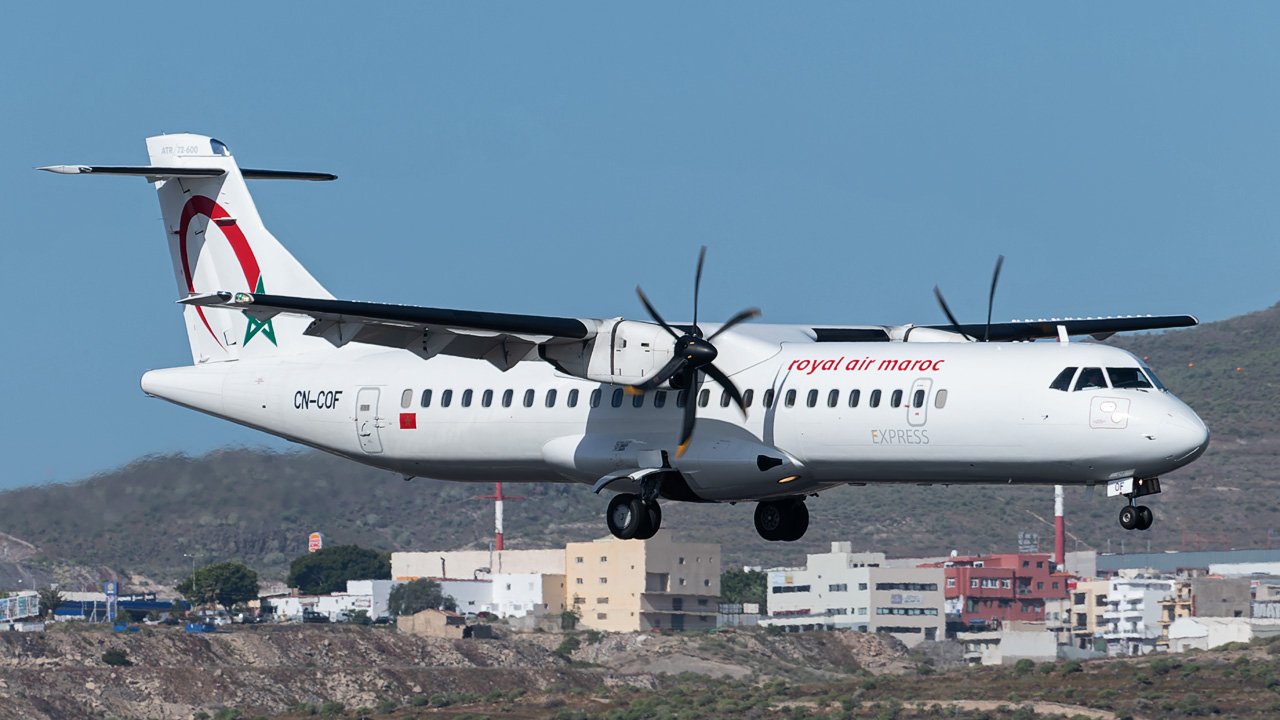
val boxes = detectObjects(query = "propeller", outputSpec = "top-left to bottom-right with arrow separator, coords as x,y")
933,255 -> 1004,342
632,246 -> 760,457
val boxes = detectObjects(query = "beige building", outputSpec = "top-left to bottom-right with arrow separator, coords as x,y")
1070,579 -> 1109,650
397,608 -> 491,639
761,545 -> 945,647
565,530 -> 720,632
392,549 -> 564,580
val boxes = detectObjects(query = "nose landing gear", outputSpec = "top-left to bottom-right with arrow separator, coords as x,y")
1110,477 -> 1160,531
754,498 -> 809,542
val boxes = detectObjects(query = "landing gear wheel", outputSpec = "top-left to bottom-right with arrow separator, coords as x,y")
1135,505 -> 1154,531
754,501 -> 788,542
781,500 -> 809,542
607,493 -> 644,539
1118,505 -> 1139,531
634,502 -> 663,540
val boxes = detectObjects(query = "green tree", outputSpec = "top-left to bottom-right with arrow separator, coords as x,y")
37,586 -> 64,618
387,578 -> 456,616
175,561 -> 260,608
720,569 -> 767,608
287,545 -> 390,595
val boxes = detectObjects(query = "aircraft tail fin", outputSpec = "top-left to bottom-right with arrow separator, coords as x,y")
44,134 -> 336,364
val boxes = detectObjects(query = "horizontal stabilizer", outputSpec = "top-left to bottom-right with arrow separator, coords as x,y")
37,165 -> 335,181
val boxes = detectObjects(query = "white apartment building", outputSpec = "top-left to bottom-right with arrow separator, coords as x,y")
491,573 -> 567,617
1104,576 -> 1174,656
267,579 -> 400,622
761,543 -> 945,647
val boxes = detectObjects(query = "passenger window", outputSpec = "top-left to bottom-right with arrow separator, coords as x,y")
763,389 -> 774,408
654,390 -> 667,408
935,389 -> 948,409
698,389 -> 710,408
590,389 -> 602,408
441,389 -> 453,408
420,389 -> 432,408
890,390 -> 903,408
869,390 -> 881,408
546,389 -> 557,407
611,388 -> 624,407
632,391 -> 645,408
502,389 -> 513,408
676,390 -> 688,408
461,389 -> 473,408
912,389 -> 925,408
1073,368 -> 1107,391
1049,367 -> 1078,392
806,389 -> 818,408
567,389 -> 579,408
524,389 -> 536,407
848,389 -> 860,408
743,389 -> 754,408
784,389 -> 797,408
482,390 -> 493,408
720,390 -> 732,408
1107,367 -> 1153,389
401,389 -> 413,409
827,389 -> 839,408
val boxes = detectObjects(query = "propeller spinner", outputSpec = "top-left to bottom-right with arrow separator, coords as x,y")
632,247 -> 760,457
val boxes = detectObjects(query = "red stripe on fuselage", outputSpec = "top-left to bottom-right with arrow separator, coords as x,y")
179,195 -> 263,349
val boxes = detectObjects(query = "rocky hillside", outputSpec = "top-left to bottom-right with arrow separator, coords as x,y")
0,623 -> 899,720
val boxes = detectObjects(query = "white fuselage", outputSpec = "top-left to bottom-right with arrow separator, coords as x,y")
140,326 -> 1210,503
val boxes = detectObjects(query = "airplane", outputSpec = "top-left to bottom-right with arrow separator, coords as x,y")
41,134 -> 1210,543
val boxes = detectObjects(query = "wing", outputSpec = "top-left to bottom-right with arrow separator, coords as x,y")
182,292 -> 598,370
924,315 -> 1198,342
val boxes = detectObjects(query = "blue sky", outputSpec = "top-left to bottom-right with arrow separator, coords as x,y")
3,3 -> 1279,489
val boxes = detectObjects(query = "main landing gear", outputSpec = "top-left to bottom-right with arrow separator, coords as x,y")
606,493 -> 662,540
754,498 -> 809,542
1113,477 -> 1160,531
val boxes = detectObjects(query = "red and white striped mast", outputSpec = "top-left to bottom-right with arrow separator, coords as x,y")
474,482 -> 524,551
1054,485 -> 1065,568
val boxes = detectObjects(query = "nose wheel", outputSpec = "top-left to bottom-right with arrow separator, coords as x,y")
754,498 -> 809,542
1118,503 -> 1154,531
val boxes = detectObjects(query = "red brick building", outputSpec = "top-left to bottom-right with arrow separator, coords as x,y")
923,553 -> 1070,628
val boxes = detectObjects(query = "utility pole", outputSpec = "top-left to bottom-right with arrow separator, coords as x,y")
183,552 -> 199,611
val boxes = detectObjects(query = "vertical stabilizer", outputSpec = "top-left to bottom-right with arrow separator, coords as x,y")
146,134 -> 333,364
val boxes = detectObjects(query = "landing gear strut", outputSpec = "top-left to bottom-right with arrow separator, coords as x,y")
754,498 -> 809,542
605,493 -> 662,540
1111,477 -> 1159,531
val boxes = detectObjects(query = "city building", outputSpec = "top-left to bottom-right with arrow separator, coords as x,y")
1097,548 -> 1280,578
924,553 -> 1069,630
565,530 -> 720,632
491,573 -> 566,618
760,544 -> 945,647
392,549 -> 564,580
1070,579 -> 1110,651
1103,576 -> 1174,655
957,621 -> 1059,666
266,579 -> 400,622
1168,617 -> 1280,652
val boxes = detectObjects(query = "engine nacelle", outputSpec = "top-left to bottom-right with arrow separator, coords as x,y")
540,319 -> 676,385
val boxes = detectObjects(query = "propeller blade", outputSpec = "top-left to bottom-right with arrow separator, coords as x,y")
676,367 -> 699,458
704,363 -> 747,417
692,246 -> 707,336
707,307 -> 762,341
629,355 -> 687,392
636,286 -> 681,341
984,255 -> 1004,343
933,285 -> 974,341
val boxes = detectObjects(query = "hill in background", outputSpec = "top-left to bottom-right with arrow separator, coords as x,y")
3,304 -> 1279,587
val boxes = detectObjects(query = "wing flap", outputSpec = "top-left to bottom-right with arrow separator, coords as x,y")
925,315 -> 1198,342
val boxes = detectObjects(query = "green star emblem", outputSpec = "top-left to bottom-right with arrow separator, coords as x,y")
243,277 -> 277,347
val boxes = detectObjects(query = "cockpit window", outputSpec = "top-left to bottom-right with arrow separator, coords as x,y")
1107,367 -> 1153,389
210,138 -> 230,156
1073,367 -> 1107,391
1049,367 -> 1078,392
1141,363 -> 1167,391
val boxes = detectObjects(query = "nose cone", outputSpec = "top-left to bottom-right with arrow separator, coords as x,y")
1162,404 -> 1210,467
